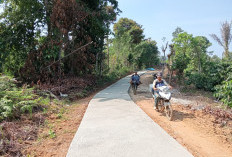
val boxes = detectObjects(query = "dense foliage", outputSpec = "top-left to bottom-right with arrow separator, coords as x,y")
214,73 -> 232,107
0,75 -> 49,121
169,25 -> 232,107
0,0 -> 120,81
108,18 -> 159,71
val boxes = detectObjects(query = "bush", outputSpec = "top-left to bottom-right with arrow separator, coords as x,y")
214,73 -> 232,108
185,60 -> 228,91
185,72 -> 220,91
0,75 -> 49,121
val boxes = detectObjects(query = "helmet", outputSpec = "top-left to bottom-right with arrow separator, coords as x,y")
157,73 -> 162,77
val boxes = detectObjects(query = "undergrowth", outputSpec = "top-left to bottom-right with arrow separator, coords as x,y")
0,74 -> 49,121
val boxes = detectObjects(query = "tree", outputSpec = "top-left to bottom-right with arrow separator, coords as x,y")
0,0 -> 45,75
113,18 -> 144,44
210,21 -> 232,59
172,27 -> 184,40
134,40 -> 159,68
0,0 -> 120,80
211,55 -> 221,62
109,18 -> 144,70
172,31 -> 212,86
172,32 -> 192,76
167,44 -> 175,83
104,3 -> 121,68
189,36 -> 211,73
161,37 -> 168,73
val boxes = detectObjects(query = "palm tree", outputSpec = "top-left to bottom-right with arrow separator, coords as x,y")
210,21 -> 232,58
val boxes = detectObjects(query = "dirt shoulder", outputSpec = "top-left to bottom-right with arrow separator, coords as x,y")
129,71 -> 232,157
22,95 -> 91,157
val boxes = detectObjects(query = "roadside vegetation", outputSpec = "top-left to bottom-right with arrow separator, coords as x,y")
168,22 -> 232,108
0,75 -> 49,121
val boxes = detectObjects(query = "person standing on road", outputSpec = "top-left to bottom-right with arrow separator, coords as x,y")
152,73 -> 172,110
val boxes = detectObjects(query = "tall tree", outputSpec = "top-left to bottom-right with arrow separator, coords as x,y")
113,18 -> 144,44
134,39 -> 159,68
172,32 -> 192,76
189,36 -> 211,73
0,0 -> 45,75
172,27 -> 184,40
161,37 -> 168,73
210,21 -> 232,59
110,18 -> 144,69
105,4 -> 120,68
0,0 -> 120,80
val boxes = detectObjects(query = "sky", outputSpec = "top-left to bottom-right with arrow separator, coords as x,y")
114,0 -> 232,58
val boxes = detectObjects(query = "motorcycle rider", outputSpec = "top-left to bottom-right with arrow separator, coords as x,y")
130,72 -> 141,89
152,73 -> 172,110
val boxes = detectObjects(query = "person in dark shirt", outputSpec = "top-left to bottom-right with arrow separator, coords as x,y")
130,72 -> 141,87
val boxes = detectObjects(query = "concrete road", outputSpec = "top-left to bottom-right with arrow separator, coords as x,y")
66,74 -> 193,157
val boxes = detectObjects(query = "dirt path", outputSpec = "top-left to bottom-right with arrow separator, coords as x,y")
129,71 -> 232,157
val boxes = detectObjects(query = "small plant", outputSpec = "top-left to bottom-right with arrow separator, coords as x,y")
48,129 -> 56,139
57,113 -> 63,119
43,108 -> 48,114
57,107 -> 65,119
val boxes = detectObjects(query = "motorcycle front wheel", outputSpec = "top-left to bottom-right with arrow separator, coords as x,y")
157,99 -> 164,112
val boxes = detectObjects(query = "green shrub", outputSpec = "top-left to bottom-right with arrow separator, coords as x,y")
214,73 -> 232,108
185,72 -> 219,91
185,72 -> 207,89
0,75 -> 49,121
185,60 -> 229,91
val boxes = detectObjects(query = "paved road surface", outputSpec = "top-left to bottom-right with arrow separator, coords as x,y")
67,73 -> 193,157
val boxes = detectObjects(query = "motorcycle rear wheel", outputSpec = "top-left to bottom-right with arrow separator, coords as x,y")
132,83 -> 137,95
165,104 -> 173,121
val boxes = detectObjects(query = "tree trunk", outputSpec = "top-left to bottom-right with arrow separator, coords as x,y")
169,69 -> 173,84
44,0 -> 52,37
107,35 -> 109,69
95,52 -> 99,74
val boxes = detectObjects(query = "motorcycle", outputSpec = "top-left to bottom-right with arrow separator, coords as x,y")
150,85 -> 173,120
153,73 -> 157,80
131,81 -> 138,95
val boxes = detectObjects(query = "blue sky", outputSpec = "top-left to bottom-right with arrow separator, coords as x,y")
114,0 -> 232,58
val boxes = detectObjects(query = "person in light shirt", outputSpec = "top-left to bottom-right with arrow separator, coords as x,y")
152,73 -> 172,110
